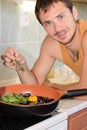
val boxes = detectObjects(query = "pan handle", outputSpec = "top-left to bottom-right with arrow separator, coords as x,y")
61,89 -> 87,99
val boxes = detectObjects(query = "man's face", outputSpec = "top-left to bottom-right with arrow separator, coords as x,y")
39,2 -> 77,45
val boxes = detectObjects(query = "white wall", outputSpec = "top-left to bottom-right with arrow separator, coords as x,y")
0,0 -> 1,43
0,0 -> 47,83
0,0 -> 87,85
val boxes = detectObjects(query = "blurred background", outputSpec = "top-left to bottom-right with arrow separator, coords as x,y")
0,0 -> 87,86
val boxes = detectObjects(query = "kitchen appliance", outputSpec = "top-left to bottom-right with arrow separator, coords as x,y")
0,84 -> 87,130
0,84 -> 67,130
0,113 -> 51,130
0,84 -> 66,118
0,106 -> 68,130
0,84 -> 87,118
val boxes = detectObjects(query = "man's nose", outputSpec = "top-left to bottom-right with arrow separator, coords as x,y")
53,22 -> 62,32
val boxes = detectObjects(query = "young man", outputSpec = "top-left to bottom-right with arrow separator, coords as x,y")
1,0 -> 87,90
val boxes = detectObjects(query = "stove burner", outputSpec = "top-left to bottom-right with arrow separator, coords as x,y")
0,121 -> 6,129
0,114 -> 6,129
0,114 -> 51,130
0,110 -> 60,130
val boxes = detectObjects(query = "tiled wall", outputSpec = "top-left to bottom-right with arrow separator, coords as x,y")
0,0 -> 1,43
0,0 -> 87,85
0,0 -> 47,83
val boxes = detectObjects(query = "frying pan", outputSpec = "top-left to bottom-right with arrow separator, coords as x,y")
0,84 -> 87,119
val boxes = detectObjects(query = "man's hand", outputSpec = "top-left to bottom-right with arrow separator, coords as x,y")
1,47 -> 28,72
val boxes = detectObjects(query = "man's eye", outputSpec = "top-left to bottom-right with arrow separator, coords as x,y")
44,22 -> 51,27
60,15 -> 64,18
58,15 -> 65,20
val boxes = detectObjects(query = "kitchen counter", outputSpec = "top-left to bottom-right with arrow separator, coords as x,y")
24,98 -> 87,130
58,98 -> 87,115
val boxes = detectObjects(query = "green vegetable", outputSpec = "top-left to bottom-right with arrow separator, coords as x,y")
0,93 -> 55,105
0,94 -> 28,104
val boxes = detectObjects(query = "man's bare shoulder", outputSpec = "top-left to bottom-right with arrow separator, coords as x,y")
43,35 -> 58,44
40,35 -> 63,61
41,35 -> 59,49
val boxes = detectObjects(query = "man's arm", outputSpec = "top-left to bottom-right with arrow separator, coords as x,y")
1,40 -> 55,85
1,47 -> 39,84
44,31 -> 87,91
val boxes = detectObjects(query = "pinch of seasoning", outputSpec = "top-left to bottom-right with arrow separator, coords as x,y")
1,55 -> 24,72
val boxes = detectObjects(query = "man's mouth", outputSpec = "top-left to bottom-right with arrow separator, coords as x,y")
54,30 -> 68,40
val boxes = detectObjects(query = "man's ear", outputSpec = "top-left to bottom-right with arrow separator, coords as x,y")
72,6 -> 78,20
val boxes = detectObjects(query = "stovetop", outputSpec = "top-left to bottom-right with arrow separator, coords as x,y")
0,110 -> 60,130
0,115 -> 50,130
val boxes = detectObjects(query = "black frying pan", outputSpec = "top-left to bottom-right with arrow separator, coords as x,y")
0,84 -> 87,119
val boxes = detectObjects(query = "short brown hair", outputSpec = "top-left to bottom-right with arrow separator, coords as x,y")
35,0 -> 73,24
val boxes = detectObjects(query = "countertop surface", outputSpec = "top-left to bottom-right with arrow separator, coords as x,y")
25,97 -> 87,130
58,97 -> 87,115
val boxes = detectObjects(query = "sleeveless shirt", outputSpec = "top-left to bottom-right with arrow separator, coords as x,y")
60,19 -> 87,76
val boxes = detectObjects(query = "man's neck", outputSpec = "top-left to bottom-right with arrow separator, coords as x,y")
66,22 -> 81,52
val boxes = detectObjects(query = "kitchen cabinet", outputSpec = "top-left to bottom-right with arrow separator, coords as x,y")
68,108 -> 87,130
72,0 -> 87,3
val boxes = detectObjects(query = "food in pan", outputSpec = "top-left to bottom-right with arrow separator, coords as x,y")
0,93 -> 55,105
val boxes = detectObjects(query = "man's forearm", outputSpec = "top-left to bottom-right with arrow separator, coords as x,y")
16,69 -> 39,84
44,79 -> 87,91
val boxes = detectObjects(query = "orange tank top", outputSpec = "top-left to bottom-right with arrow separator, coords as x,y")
60,19 -> 87,76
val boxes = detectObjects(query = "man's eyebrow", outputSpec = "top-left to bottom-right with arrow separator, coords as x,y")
55,12 -> 66,18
